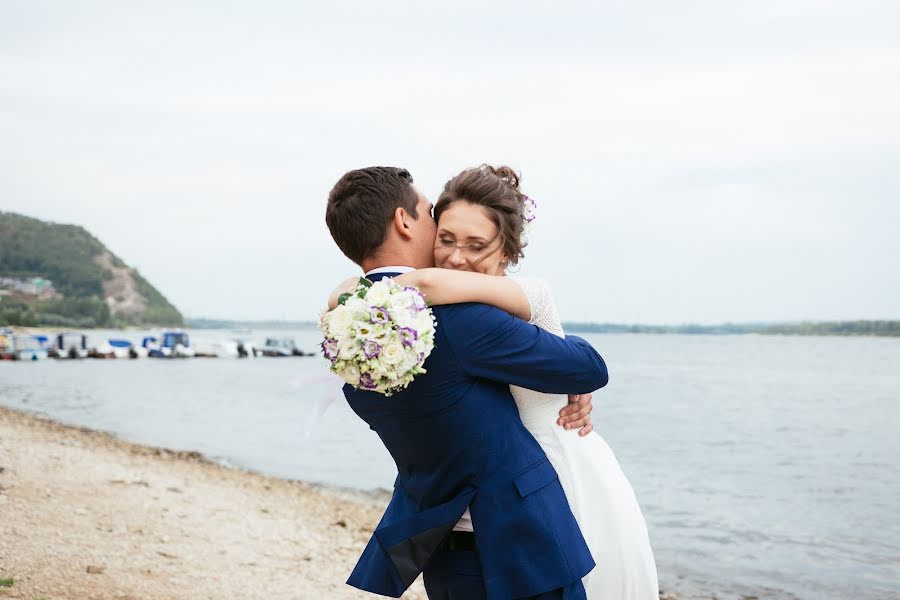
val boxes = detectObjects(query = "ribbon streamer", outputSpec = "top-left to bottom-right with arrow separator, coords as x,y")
291,372 -> 346,438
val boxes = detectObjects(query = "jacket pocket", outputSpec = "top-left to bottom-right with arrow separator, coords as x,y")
513,458 -> 559,497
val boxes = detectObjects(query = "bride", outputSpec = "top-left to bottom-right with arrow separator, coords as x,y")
331,165 -> 658,599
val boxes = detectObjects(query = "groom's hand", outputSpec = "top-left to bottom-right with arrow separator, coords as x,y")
558,393 -> 593,437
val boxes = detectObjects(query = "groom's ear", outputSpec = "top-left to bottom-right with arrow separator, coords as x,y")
394,206 -> 414,240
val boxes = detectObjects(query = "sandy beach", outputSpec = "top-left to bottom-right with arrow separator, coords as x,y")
0,406 -> 426,600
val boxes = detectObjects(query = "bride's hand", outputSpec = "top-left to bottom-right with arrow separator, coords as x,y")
327,276 -> 363,310
558,393 -> 594,437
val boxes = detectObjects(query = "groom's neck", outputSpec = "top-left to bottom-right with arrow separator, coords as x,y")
361,259 -> 416,273
361,252 -> 433,274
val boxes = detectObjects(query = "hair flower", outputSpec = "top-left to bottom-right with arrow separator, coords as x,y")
521,195 -> 537,244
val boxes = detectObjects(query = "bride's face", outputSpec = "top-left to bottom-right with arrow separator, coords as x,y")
434,201 -> 507,275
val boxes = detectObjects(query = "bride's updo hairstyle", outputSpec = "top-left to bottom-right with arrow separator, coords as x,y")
434,164 -> 529,266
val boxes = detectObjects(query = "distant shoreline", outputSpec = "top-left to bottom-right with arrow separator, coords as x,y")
6,319 -> 899,338
562,320 -> 900,337
186,318 -> 900,337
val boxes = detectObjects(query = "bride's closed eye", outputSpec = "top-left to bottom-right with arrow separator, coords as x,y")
437,238 -> 488,252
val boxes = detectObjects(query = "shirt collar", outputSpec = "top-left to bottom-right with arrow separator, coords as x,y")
365,265 -> 416,277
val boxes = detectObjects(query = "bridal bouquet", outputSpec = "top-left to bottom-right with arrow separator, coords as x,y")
319,277 -> 436,395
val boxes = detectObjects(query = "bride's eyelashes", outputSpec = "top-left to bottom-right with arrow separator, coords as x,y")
436,237 -> 488,252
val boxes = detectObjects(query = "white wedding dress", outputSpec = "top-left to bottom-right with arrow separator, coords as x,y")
510,278 -> 659,600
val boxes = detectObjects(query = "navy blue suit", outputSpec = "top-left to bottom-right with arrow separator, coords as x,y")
345,272 -> 609,599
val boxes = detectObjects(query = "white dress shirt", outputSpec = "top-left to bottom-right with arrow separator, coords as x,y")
364,266 -> 416,277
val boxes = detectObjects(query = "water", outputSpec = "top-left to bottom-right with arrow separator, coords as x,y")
1,330 -> 898,599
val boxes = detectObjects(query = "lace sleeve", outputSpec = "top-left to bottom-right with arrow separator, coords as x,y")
511,277 -> 565,338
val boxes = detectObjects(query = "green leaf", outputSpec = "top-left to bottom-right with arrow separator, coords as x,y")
337,293 -> 352,306
357,277 -> 373,288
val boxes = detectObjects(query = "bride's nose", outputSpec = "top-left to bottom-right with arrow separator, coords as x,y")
447,247 -> 468,268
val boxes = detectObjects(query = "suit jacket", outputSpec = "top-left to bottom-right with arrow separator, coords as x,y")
345,272 -> 609,599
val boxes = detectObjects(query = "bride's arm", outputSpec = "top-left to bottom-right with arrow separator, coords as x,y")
326,269 -> 531,320
324,269 -> 592,435
395,268 -> 531,321
327,276 -> 361,309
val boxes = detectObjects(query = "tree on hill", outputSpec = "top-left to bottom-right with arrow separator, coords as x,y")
0,211 -> 182,328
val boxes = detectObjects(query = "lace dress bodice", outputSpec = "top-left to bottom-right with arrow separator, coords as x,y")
508,277 -> 570,429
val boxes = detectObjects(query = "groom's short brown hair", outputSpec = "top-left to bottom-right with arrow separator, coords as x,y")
326,167 -> 419,265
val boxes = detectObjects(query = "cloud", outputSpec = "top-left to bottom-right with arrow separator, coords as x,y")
1,1 -> 898,322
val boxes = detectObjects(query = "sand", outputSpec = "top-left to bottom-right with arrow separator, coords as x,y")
0,406 -> 426,600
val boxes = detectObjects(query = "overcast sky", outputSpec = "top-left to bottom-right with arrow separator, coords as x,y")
2,1 -> 898,324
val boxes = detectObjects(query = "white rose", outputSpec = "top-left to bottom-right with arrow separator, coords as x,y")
345,295 -> 365,310
416,312 -> 434,336
380,341 -> 404,365
390,310 -> 412,330
338,336 -> 359,360
366,281 -> 391,306
398,349 -> 418,374
328,304 -> 353,336
341,363 -> 361,386
389,291 -> 413,313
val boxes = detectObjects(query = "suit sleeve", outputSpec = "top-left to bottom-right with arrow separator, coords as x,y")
441,303 -> 608,394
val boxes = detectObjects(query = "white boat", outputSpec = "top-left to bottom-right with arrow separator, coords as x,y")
107,339 -> 135,359
259,337 -> 308,357
11,335 -> 49,361
144,331 -> 195,358
192,339 -> 240,358
233,338 -> 259,358
51,333 -> 89,359
89,341 -> 117,359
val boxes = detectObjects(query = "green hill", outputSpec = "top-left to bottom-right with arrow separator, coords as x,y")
0,211 -> 182,328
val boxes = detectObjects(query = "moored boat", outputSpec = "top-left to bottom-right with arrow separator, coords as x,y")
107,339 -> 133,359
233,338 -> 258,358
50,332 -> 89,359
259,337 -> 309,357
11,335 -> 49,361
144,331 -> 195,358
192,339 -> 240,358
0,328 -> 14,360
89,341 -> 117,359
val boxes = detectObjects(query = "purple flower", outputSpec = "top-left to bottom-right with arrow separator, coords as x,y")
359,372 -> 377,390
321,338 -> 338,361
399,327 -> 418,346
403,287 -> 428,313
363,340 -> 381,359
370,306 -> 390,324
523,195 -> 537,223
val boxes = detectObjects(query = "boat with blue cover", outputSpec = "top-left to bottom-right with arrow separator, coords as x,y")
10,335 -> 49,361
143,331 -> 195,358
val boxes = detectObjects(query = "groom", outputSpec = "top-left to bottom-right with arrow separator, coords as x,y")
325,166 -> 609,599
